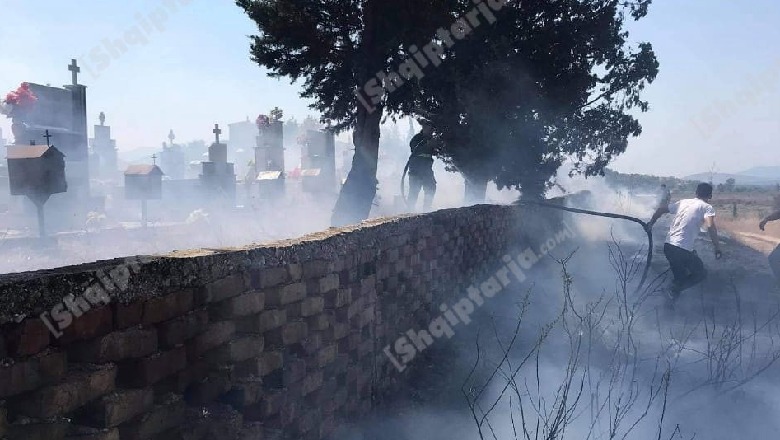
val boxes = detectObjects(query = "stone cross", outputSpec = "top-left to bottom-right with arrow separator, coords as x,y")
68,59 -> 80,86
152,154 -> 157,165
213,124 -> 222,144
43,130 -> 53,147
168,130 -> 175,144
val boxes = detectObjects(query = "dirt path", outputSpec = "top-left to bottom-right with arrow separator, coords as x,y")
719,217 -> 780,256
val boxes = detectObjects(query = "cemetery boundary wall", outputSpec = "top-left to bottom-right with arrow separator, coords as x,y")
0,205 -> 518,440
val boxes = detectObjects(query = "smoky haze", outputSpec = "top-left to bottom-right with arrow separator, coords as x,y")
0,116 -> 521,275
335,184 -> 780,440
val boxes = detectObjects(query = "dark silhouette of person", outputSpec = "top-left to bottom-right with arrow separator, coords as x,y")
407,121 -> 437,211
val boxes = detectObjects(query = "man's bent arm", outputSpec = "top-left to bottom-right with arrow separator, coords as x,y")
706,217 -> 722,255
760,210 -> 780,230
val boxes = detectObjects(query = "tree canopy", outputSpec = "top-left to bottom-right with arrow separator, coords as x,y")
237,0 -> 458,224
237,0 -> 659,214
405,0 -> 659,200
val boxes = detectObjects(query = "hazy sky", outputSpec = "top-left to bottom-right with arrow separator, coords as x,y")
0,0 -> 778,178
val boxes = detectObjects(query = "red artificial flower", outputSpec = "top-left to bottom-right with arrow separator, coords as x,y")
4,83 -> 37,108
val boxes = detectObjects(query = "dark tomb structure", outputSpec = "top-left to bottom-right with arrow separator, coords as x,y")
6,134 -> 67,237
124,161 -> 163,228
301,129 -> 336,194
254,115 -> 285,199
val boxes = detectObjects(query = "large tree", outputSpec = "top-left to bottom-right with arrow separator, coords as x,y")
236,0 -> 454,226
406,0 -> 659,201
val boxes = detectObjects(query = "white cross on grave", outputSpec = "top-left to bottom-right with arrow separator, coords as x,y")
68,59 -> 80,86
213,124 -> 222,144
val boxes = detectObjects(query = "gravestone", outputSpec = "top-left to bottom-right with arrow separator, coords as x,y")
255,118 -> 284,173
200,124 -> 236,205
255,115 -> 285,199
256,170 -> 285,200
89,111 -> 118,178
160,130 -> 186,180
301,129 -> 336,193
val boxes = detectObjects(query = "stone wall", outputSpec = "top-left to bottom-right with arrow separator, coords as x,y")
0,205 -> 518,440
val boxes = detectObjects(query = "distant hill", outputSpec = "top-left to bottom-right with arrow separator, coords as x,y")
683,172 -> 780,186
737,166 -> 780,180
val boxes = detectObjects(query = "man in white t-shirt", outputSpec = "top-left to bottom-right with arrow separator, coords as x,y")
648,183 -> 722,298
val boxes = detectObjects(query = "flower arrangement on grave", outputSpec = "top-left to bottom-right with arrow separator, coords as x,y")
269,107 -> 283,123
256,114 -> 271,132
0,83 -> 37,119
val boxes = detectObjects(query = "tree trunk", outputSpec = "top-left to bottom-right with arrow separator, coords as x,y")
330,0 -> 384,227
331,106 -> 383,227
464,176 -> 488,205
519,173 -> 547,201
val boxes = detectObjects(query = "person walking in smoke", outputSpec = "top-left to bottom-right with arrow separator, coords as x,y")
758,193 -> 780,282
405,120 -> 438,211
657,184 -> 671,209
648,182 -> 723,299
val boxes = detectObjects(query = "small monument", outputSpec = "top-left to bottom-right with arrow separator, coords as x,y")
6,130 -> 67,237
124,156 -> 163,228
255,109 -> 285,173
301,129 -> 336,193
199,124 -> 236,205
160,130 -> 186,180
89,111 -> 118,178
254,110 -> 285,199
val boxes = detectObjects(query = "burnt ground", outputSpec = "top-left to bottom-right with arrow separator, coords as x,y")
334,215 -> 780,440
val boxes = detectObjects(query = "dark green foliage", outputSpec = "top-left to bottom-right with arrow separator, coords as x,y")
405,0 -> 659,199
236,0 -> 455,130
237,0 -> 660,210
237,0 -> 457,224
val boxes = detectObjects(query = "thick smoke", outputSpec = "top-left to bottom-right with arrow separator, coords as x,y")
336,183 -> 780,440
1,118 -> 520,274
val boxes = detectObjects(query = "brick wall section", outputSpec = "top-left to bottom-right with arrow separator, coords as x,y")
0,205 -> 518,439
